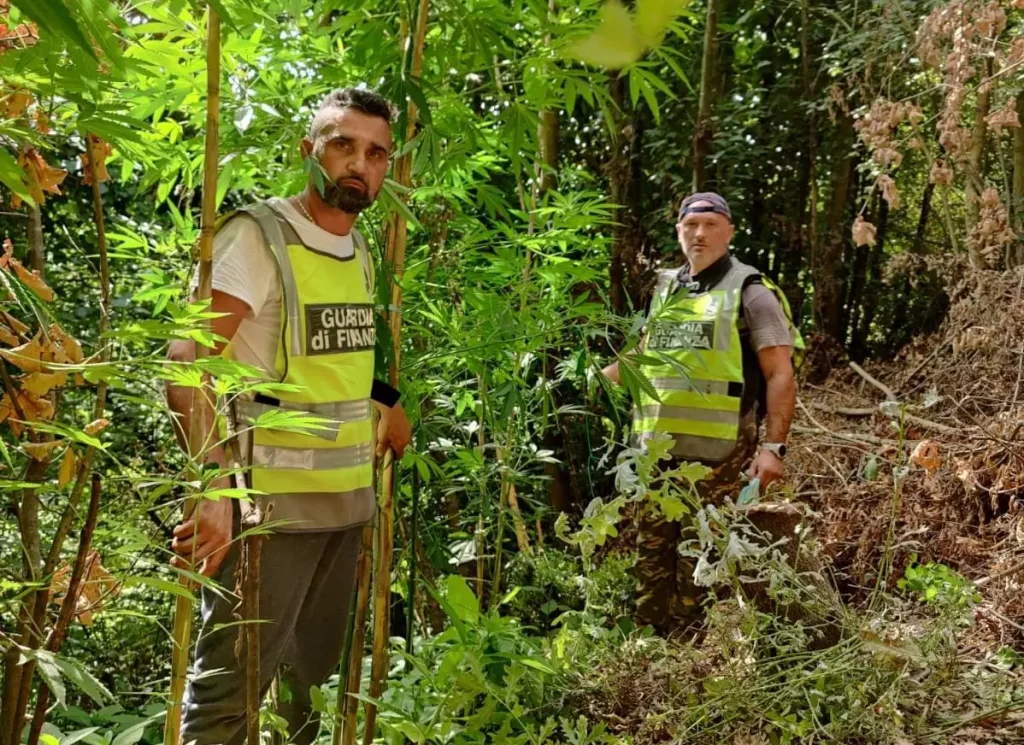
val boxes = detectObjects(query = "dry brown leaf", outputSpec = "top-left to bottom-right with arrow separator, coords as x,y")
50,551 -> 119,627
911,439 -> 942,475
21,371 -> 66,397
0,325 -> 17,346
23,440 -> 59,460
13,148 -> 66,208
34,110 -> 50,135
853,215 -> 877,247
0,336 -> 43,372
955,458 -> 976,494
2,391 -> 56,435
11,259 -> 53,301
84,418 -> 109,435
0,237 -> 11,271
3,311 -> 30,336
877,175 -> 901,210
80,134 -> 112,185
58,445 -> 75,487
49,324 -> 83,363
3,89 -> 31,118
933,159 -> 954,186
63,336 -> 82,364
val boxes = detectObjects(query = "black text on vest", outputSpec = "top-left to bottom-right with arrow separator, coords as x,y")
648,320 -> 715,351
305,304 -> 376,355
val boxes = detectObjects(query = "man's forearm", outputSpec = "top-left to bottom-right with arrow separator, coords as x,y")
166,382 -> 229,468
764,372 -> 796,443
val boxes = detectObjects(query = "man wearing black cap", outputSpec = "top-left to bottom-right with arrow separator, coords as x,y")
603,192 -> 800,632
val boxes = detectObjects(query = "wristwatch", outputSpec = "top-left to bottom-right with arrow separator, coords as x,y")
762,443 -> 787,459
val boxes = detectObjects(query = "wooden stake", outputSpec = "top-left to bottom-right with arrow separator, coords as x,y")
362,1 -> 430,741
241,508 -> 266,745
164,8 -> 220,745
362,452 -> 395,745
338,524 -> 373,745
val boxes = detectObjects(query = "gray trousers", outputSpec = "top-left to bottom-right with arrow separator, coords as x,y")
181,514 -> 362,745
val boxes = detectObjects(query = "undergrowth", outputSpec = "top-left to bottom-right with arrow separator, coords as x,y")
342,435 -> 1024,745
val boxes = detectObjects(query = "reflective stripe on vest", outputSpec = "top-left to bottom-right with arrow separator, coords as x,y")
225,199 -> 376,498
234,398 -> 372,441
634,260 -> 753,462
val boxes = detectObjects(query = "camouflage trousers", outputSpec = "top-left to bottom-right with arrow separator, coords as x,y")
634,437 -> 756,633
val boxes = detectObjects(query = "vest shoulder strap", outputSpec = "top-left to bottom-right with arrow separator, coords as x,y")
650,267 -> 682,313
237,200 -> 304,358
351,227 -> 375,295
718,259 -> 761,293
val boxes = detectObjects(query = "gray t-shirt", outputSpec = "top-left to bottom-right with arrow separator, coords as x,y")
742,282 -> 794,352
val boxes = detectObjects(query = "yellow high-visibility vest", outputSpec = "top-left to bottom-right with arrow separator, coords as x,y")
220,198 -> 376,528
634,258 -> 803,462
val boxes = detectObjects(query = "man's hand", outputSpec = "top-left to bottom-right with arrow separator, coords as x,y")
376,402 -> 412,459
747,449 -> 784,490
601,361 -> 621,385
171,491 -> 233,577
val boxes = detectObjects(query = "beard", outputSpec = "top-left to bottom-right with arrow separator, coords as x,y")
321,176 -> 375,214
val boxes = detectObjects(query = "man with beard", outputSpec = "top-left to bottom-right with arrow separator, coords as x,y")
166,87 -> 412,744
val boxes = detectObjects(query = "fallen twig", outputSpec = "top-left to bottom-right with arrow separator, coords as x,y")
849,361 -> 897,401
976,553 -> 1024,587
791,424 -> 896,447
810,402 -> 874,417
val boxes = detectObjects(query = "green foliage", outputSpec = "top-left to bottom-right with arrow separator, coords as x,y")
1,1 -> 1022,744
557,432 -> 709,564
369,578 -> 565,745
898,559 -> 981,618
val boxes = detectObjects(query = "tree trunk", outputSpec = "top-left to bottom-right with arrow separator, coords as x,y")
891,182 -> 934,337
608,77 -> 647,314
914,181 -> 935,255
852,198 -> 889,359
692,0 -> 723,191
816,112 -> 855,343
966,58 -> 993,268
799,0 -> 817,319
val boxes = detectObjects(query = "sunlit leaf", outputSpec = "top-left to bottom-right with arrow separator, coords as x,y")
565,0 -> 645,69
635,0 -> 691,46
445,574 -> 479,624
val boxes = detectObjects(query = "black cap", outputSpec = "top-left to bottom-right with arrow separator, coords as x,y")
678,192 -> 732,222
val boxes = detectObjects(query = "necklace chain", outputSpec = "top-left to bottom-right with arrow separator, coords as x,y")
294,196 -> 314,224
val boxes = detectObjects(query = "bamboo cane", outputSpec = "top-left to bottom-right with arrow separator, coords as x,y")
404,435 -> 420,662
361,1 -> 430,742
164,8 -> 221,745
